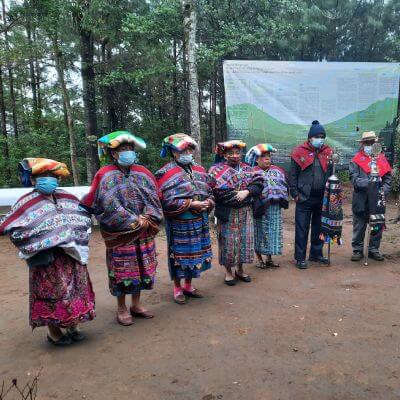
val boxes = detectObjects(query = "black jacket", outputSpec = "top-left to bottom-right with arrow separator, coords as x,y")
349,161 -> 392,216
289,158 -> 332,203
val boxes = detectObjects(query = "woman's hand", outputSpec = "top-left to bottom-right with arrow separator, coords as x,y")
206,199 -> 215,211
235,190 -> 250,202
191,200 -> 209,212
138,215 -> 150,230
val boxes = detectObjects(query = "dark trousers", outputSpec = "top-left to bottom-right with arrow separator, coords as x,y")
352,213 -> 382,254
295,197 -> 324,261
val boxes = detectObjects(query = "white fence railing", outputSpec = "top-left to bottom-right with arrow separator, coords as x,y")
0,186 -> 90,207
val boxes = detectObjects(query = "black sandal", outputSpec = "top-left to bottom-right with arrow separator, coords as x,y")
183,288 -> 204,298
235,272 -> 251,282
265,260 -> 280,268
256,260 -> 268,269
224,278 -> 237,286
67,328 -> 86,342
47,334 -> 72,346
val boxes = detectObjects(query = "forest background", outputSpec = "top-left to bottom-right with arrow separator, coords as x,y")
0,0 -> 399,186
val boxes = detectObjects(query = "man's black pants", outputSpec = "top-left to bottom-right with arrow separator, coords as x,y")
294,196 -> 324,262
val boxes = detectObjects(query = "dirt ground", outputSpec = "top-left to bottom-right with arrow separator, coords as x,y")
1,194 -> 400,400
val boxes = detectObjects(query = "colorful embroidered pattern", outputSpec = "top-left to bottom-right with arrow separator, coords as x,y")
156,161 -> 213,217
245,144 -> 277,167
255,165 -> 289,209
217,206 -> 254,267
0,190 -> 91,263
320,179 -> 344,244
368,175 -> 386,235
97,131 -> 146,161
215,140 -> 246,157
29,249 -> 95,329
106,234 -> 157,296
81,165 -> 163,232
254,204 -> 283,255
18,158 -> 70,187
160,133 -> 198,158
208,161 -> 263,207
165,211 -> 212,280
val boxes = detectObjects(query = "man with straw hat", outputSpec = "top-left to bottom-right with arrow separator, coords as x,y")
349,131 -> 392,262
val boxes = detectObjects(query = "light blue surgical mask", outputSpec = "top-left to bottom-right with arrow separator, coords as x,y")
363,146 -> 372,156
178,154 -> 194,165
311,138 -> 325,149
35,176 -> 59,195
118,150 -> 137,167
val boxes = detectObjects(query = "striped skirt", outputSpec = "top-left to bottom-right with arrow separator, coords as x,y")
106,233 -> 157,296
166,211 -> 212,280
254,204 -> 283,255
217,205 -> 254,267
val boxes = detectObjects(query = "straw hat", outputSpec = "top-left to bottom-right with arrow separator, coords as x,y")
357,131 -> 377,142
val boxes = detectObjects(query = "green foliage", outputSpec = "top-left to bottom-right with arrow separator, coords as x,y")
392,122 -> 400,193
0,0 -> 399,188
337,169 -> 350,184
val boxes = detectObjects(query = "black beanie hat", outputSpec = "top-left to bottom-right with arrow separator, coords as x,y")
308,120 -> 326,138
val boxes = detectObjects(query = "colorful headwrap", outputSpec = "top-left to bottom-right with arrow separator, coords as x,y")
18,158 -> 70,187
160,133 -> 198,158
215,140 -> 246,157
98,130 -> 146,161
245,144 -> 277,167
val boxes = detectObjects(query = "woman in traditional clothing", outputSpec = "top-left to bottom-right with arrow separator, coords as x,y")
245,144 -> 289,268
208,140 -> 263,285
155,133 -> 213,304
81,131 -> 163,326
0,158 -> 95,346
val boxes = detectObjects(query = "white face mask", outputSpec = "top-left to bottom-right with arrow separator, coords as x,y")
311,138 -> 325,149
363,145 -> 372,156
178,154 -> 194,165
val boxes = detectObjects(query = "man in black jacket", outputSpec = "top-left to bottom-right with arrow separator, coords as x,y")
289,121 -> 333,269
349,131 -> 392,262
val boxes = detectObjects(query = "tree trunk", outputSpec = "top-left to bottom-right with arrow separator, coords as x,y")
182,0 -> 201,161
172,37 -> 179,130
33,29 -> 42,112
182,40 -> 190,134
26,24 -> 39,128
75,2 -> 99,183
100,39 -> 111,135
52,37 -> 80,185
217,60 -> 227,142
1,0 -> 18,138
210,64 -> 217,151
0,64 -> 10,184
105,45 -> 118,131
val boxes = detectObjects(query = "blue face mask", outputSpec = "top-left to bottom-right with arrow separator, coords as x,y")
311,138 -> 325,149
118,150 -> 137,167
178,154 -> 194,165
35,177 -> 59,195
363,146 -> 372,156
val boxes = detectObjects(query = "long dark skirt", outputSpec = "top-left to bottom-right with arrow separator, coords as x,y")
29,249 -> 95,329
